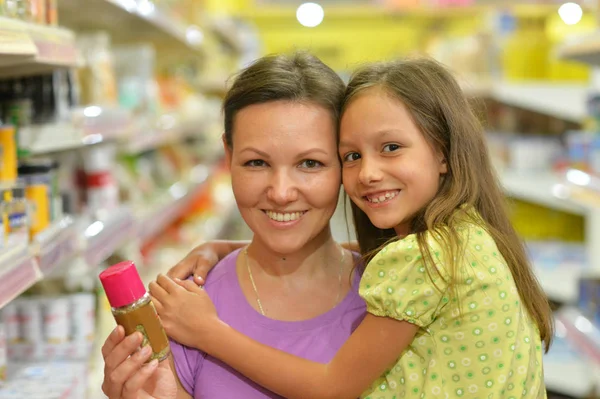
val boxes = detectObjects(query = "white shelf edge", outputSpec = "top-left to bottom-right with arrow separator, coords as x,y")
500,170 -> 589,216
464,81 -> 587,123
0,16 -> 79,76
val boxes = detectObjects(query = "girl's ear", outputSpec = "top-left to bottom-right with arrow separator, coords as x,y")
437,149 -> 448,174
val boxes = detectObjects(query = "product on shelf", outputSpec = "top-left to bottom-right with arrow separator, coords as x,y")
0,0 -> 59,24
0,125 -> 17,183
565,130 -> 600,176
4,187 -> 29,247
1,292 -> 96,362
76,32 -> 118,107
579,277 -> 600,326
81,144 -> 119,213
99,261 -> 170,362
18,161 -> 52,239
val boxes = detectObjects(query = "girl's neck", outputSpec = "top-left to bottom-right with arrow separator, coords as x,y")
247,226 -> 340,279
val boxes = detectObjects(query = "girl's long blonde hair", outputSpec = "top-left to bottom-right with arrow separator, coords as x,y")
343,57 -> 553,351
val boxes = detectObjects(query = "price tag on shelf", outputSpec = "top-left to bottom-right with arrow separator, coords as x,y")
26,23 -> 78,66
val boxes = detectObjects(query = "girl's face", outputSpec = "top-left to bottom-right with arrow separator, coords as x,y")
227,100 -> 341,255
339,88 -> 447,237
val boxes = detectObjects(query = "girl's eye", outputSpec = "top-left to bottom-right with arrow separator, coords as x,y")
299,159 -> 323,169
343,152 -> 361,162
382,144 -> 400,153
245,160 -> 267,167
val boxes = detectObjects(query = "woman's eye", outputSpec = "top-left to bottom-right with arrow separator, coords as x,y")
382,144 -> 400,153
245,160 -> 266,167
299,159 -> 323,169
343,152 -> 361,162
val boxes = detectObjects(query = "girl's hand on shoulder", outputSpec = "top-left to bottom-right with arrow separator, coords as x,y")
150,274 -> 219,351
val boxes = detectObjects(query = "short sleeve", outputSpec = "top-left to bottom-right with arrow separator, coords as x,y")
359,234 -> 450,328
169,338 -> 206,395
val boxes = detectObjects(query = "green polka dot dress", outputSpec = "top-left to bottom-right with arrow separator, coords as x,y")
359,213 -> 546,399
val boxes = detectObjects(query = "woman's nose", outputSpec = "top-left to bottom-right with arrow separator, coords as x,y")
266,170 -> 298,205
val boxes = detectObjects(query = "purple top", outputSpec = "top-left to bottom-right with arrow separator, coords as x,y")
170,249 -> 366,398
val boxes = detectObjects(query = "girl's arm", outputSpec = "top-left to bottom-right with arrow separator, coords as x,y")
166,240 -> 359,284
204,313 -> 418,399
166,240 -> 250,283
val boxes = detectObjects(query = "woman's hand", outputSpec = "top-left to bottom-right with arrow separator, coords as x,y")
150,274 -> 220,351
101,326 -> 177,399
166,240 -> 249,285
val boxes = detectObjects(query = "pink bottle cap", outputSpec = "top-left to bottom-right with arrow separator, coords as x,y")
99,261 -> 147,309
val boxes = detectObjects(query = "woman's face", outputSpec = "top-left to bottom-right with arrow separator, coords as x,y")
227,100 -> 341,255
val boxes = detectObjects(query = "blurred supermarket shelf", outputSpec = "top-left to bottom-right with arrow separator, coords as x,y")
0,163 -> 224,311
135,164 -> 211,243
556,307 -> 600,365
463,81 -> 587,123
500,170 -> 589,216
18,107 -> 210,155
534,262 -> 585,304
33,216 -> 79,276
543,331 -> 600,397
558,30 -> 600,67
57,0 -> 204,54
0,245 -> 40,309
0,16 -> 78,78
83,206 -> 137,267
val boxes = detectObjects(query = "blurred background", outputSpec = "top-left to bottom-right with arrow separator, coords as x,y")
0,0 -> 600,397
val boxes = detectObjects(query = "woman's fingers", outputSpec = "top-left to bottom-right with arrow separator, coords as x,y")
107,346 -> 154,398
102,325 -> 125,360
121,359 -> 159,399
104,332 -> 143,373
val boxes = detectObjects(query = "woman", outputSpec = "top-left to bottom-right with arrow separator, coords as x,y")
100,51 -> 366,399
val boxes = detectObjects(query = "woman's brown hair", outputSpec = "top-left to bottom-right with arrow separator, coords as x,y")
223,51 -> 346,148
343,57 -> 554,351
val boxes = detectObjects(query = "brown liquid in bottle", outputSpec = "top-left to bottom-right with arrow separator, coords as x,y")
114,300 -> 170,362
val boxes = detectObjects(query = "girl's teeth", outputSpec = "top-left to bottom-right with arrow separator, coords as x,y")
367,191 -> 399,203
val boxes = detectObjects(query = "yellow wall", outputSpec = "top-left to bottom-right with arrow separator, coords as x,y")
245,10 -> 481,72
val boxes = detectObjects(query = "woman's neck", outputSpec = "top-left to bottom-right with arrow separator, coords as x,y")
247,226 -> 340,280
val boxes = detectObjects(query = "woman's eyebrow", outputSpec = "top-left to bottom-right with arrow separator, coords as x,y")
239,147 -> 270,157
296,148 -> 329,158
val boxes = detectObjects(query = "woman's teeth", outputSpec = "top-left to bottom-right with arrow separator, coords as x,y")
366,190 -> 399,204
266,211 -> 305,222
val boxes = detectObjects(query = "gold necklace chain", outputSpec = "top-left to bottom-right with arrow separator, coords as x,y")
244,246 -> 346,317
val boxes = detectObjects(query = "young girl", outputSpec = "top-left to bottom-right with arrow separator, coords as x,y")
154,57 -> 553,398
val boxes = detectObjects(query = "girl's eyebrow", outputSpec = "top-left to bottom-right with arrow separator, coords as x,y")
339,129 -> 404,148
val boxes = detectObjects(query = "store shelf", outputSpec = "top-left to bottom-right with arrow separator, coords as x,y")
556,307 -> 600,365
0,17 -> 37,61
57,0 -> 203,54
533,263 -> 586,304
136,164 -> 211,243
0,245 -> 40,309
0,17 -> 78,77
34,216 -> 79,276
120,113 -> 183,154
465,82 -> 588,123
84,206 -> 137,267
500,170 -> 589,215
558,31 -> 600,67
544,331 -> 599,397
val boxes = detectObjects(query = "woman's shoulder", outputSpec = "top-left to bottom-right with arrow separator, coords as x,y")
203,249 -> 242,288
